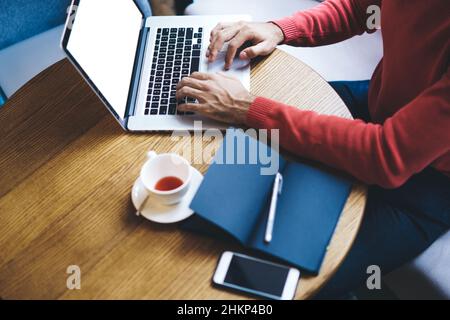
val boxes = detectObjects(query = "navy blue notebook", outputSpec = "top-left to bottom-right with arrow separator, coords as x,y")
188,129 -> 352,274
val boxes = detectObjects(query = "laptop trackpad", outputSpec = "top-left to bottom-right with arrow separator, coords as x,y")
207,49 -> 251,74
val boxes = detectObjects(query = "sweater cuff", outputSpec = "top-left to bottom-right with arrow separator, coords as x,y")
271,17 -> 301,44
246,96 -> 277,129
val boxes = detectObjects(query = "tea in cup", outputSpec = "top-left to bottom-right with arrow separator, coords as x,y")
139,151 -> 191,205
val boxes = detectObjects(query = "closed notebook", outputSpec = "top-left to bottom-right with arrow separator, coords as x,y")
186,129 -> 352,274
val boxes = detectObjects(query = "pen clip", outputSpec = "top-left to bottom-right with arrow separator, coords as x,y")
276,173 -> 283,194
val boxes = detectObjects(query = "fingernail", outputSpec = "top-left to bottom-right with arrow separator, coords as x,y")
240,52 -> 247,59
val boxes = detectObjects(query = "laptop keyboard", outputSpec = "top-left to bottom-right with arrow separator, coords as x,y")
145,27 -> 203,116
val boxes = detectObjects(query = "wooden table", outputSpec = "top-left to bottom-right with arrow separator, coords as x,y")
0,49 -> 367,300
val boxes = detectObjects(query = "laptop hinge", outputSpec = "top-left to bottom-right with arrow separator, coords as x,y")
124,23 -> 150,126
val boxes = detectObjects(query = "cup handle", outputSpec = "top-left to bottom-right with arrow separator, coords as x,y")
147,151 -> 157,160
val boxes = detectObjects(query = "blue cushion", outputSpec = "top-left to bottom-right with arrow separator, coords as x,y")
0,0 -> 72,50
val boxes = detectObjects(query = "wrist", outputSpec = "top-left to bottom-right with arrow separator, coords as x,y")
236,93 -> 256,125
269,22 -> 285,45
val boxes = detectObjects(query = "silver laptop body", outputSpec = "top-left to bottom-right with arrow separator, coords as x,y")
61,0 -> 251,132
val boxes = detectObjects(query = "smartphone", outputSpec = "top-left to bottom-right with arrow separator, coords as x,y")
213,251 -> 300,300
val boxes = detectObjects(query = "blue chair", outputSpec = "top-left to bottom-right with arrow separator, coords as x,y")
0,0 -> 71,106
0,0 -> 71,50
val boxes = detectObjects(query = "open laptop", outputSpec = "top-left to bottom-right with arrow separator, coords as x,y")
61,0 -> 251,131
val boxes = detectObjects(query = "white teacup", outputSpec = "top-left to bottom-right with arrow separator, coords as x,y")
140,151 -> 192,206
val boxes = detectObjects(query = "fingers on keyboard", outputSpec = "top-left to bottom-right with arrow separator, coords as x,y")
145,27 -> 203,116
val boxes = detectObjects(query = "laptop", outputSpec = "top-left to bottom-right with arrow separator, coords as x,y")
61,0 -> 251,131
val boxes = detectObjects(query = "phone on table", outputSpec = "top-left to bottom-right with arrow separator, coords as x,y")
213,251 -> 300,300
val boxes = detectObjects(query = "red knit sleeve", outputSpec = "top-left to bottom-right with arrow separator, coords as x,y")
272,0 -> 381,47
246,68 -> 450,188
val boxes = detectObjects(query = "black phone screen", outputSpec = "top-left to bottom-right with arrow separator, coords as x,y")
224,255 -> 290,297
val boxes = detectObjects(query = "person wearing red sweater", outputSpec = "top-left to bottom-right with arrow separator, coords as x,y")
176,0 -> 450,298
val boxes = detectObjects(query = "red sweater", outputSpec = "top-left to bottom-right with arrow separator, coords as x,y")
246,0 -> 450,188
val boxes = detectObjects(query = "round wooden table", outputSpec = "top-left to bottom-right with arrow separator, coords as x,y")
0,49 -> 367,299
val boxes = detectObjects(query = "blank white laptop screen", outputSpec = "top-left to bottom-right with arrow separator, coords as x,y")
66,0 -> 143,119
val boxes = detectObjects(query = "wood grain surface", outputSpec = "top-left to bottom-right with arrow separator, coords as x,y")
0,49 -> 367,300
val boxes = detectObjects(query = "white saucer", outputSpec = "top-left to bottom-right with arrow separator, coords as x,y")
131,167 -> 203,224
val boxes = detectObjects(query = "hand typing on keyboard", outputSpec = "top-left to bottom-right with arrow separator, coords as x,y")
207,45 -> 251,72
145,27 -> 204,116
207,21 -> 284,70
176,72 -> 255,125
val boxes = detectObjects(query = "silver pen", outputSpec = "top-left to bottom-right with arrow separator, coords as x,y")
264,172 -> 283,243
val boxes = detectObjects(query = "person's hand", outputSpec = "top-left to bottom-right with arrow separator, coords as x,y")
176,72 -> 255,125
207,21 -> 284,70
